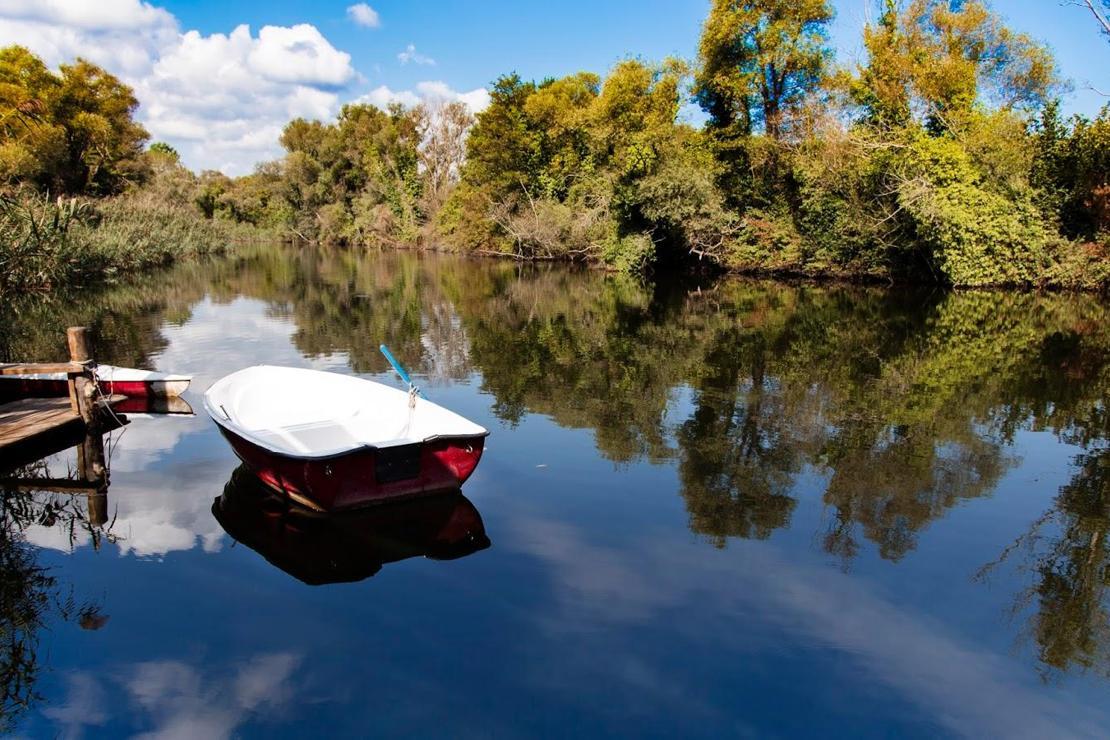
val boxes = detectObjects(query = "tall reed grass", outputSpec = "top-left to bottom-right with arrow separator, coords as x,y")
0,189 -> 269,293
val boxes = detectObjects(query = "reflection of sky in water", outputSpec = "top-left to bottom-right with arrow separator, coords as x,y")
8,275 -> 1110,737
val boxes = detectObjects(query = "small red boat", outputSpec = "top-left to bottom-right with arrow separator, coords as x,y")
212,465 -> 490,585
203,366 -> 488,512
0,363 -> 191,400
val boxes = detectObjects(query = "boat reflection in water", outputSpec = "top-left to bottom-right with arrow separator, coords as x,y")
112,394 -> 193,417
211,465 -> 491,585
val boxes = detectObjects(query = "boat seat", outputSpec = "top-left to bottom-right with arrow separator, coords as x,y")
251,419 -> 365,455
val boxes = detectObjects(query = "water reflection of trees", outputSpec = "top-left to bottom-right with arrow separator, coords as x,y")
4,244 -> 1110,673
1033,447 -> 1110,675
0,471 -> 109,733
5,247 -> 1110,557
981,446 -> 1110,678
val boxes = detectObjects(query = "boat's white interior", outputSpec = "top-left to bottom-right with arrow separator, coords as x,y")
203,365 -> 487,458
97,364 -> 192,382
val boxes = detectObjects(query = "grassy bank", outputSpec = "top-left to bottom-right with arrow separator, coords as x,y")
0,189 -> 271,293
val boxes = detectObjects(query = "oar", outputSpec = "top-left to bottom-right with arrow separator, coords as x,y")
379,344 -> 424,398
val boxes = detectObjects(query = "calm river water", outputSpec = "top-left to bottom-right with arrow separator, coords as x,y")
1,245 -> 1109,737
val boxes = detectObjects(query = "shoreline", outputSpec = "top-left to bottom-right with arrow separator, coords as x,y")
348,239 -> 1110,295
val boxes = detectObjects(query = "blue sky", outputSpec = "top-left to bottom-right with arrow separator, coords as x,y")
1,1 -> 1106,173
160,0 -> 1109,114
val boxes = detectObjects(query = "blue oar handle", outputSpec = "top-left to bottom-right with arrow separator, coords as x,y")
379,344 -> 423,397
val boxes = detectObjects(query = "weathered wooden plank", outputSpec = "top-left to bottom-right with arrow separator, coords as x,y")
0,363 -> 85,376
0,395 -> 127,459
0,397 -> 81,448
0,327 -> 125,476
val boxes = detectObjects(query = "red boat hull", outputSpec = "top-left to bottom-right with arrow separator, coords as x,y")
217,426 -> 486,511
0,377 -> 176,401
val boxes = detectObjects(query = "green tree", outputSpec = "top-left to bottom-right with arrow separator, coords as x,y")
275,103 -> 424,244
0,46 -> 148,195
0,46 -> 65,187
1032,102 -> 1110,241
694,0 -> 834,140
445,60 -> 732,270
460,74 -> 540,196
846,0 -> 1059,132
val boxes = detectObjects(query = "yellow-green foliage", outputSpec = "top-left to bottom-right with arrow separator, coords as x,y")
0,46 -> 148,195
443,60 -> 741,273
1,11 -> 1107,292
895,132 -> 1051,286
843,0 -> 1059,131
694,0 -> 833,139
706,0 -> 1107,289
278,103 -> 424,246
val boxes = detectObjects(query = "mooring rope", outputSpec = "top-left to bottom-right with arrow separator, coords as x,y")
87,364 -> 127,470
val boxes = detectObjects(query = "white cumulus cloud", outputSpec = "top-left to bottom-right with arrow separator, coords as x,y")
0,1 -> 489,175
362,85 -> 421,109
134,23 -> 353,173
0,2 -> 357,175
346,2 -> 380,28
246,24 -> 354,86
0,0 -> 173,31
415,80 -> 490,112
397,43 -> 435,66
0,0 -> 177,78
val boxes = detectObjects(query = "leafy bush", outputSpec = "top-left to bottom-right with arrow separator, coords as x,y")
895,133 -> 1051,286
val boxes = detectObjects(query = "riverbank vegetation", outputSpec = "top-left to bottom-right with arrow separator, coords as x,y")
245,0 -> 1109,288
434,0 -> 1109,288
1,0 -> 1108,290
0,47 -> 266,292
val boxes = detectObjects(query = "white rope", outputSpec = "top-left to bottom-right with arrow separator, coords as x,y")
397,382 -> 418,439
87,364 -> 127,470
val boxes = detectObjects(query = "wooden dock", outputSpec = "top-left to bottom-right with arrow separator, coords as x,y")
0,328 -> 128,522
0,394 -> 125,469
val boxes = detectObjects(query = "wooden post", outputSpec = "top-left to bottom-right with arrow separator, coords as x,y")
77,432 -> 107,487
69,326 -> 108,523
66,326 -> 90,364
67,327 -> 91,417
86,491 -> 109,527
66,327 -> 96,425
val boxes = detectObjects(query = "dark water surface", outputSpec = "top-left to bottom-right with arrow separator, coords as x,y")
2,246 -> 1109,737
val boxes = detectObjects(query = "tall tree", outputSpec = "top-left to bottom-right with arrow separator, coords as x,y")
52,59 -> 149,194
0,47 -> 148,194
0,47 -> 64,188
848,0 -> 1059,131
418,101 -> 475,213
849,0 -> 914,128
694,0 -> 834,140
460,74 -> 540,195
